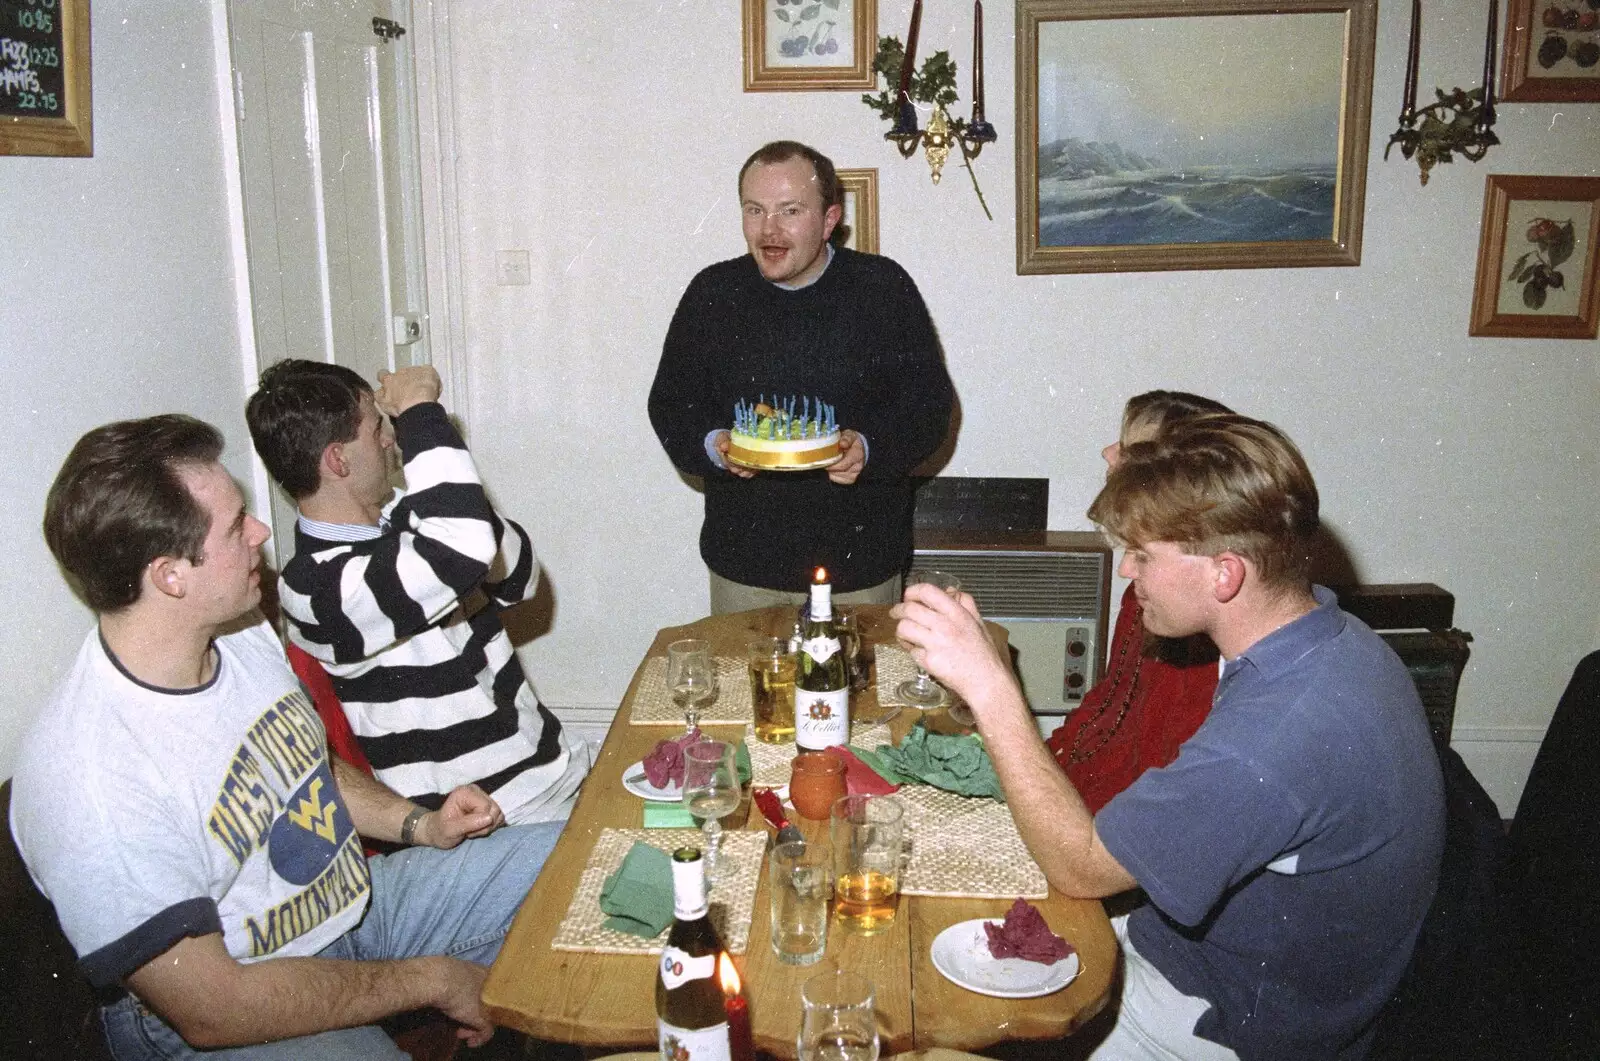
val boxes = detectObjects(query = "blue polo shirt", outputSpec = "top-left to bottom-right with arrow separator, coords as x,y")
1097,586 -> 1444,1060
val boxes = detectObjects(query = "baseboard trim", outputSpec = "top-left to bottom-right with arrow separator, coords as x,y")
1450,724 -> 1546,745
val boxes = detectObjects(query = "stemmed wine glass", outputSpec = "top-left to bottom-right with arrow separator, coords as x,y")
667,638 -> 717,734
895,570 -> 962,709
682,740 -> 741,882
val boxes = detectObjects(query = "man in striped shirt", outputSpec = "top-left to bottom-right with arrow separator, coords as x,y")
247,360 -> 587,824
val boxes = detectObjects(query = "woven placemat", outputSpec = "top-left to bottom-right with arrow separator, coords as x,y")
875,644 -> 925,707
628,656 -> 753,725
551,828 -> 767,955
745,722 -> 895,789
897,786 -> 1048,899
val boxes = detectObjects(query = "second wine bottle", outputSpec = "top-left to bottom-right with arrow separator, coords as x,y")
795,566 -> 849,750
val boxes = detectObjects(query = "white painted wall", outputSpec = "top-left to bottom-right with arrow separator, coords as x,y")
0,1 -> 1594,825
443,1 -> 1599,816
0,0 -> 254,777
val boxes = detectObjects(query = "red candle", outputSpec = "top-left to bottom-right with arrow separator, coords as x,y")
1401,0 -> 1420,117
897,0 -> 923,105
720,954 -> 754,1061
973,0 -> 986,121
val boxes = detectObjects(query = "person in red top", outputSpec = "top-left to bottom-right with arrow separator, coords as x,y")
1045,390 -> 1232,812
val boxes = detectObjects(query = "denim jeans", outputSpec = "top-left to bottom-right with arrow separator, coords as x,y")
100,821 -> 562,1061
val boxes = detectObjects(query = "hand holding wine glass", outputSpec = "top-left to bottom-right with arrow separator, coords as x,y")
682,740 -> 741,882
895,570 -> 962,709
667,638 -> 717,734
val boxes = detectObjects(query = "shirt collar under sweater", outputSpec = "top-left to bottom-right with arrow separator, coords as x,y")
297,514 -> 388,542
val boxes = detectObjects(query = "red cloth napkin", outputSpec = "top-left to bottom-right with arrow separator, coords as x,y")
824,745 -> 900,796
642,728 -> 704,788
984,898 -> 1075,964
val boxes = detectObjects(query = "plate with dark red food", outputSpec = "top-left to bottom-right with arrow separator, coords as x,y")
930,899 -> 1080,998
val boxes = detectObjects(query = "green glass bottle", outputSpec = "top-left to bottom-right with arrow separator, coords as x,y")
656,848 -> 731,1061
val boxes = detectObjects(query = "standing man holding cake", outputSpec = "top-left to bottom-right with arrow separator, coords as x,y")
649,140 -> 954,613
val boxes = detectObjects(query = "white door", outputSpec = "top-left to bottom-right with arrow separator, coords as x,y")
228,0 -> 430,552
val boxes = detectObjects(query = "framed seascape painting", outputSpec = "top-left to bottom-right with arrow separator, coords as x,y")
743,0 -> 876,91
1015,0 -> 1377,275
836,168 -> 880,254
1469,174 -> 1600,339
1500,0 -> 1600,103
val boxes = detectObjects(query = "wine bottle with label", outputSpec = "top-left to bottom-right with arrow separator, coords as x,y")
795,567 -> 849,750
657,848 -> 732,1061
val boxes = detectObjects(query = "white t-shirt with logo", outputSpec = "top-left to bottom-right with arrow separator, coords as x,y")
9,620 -> 371,988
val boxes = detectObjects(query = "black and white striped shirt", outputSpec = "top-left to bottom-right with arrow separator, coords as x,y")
278,402 -> 585,823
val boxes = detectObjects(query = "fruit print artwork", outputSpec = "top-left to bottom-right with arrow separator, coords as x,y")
1537,2 -> 1600,69
1507,216 -> 1577,309
773,0 -> 846,59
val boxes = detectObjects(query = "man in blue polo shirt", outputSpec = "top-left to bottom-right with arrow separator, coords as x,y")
895,413 -> 1444,1060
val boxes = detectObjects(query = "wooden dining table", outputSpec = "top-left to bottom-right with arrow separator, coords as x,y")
481,605 -> 1117,1057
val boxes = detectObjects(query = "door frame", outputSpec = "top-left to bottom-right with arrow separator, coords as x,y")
209,0 -> 467,565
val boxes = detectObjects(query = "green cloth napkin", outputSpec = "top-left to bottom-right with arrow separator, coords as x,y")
850,744 -> 917,786
599,841 -> 674,938
872,722 -> 1005,801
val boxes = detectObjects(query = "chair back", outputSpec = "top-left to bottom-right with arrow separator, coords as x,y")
1,778 -> 114,1060
1366,746 -> 1506,1060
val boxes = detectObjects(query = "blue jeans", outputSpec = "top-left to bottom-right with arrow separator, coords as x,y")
100,821 -> 562,1061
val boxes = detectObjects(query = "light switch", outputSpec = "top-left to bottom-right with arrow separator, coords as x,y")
496,249 -> 531,286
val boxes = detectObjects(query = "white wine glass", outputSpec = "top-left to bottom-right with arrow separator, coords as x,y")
895,570 -> 961,709
798,967 -> 879,1061
667,638 -> 717,734
682,740 -> 740,882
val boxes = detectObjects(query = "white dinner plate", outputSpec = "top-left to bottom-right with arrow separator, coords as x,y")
930,919 -> 1081,999
622,760 -> 682,803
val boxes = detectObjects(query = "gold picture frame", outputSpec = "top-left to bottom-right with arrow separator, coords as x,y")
1015,0 -> 1376,275
742,0 -> 876,91
836,168 -> 879,254
1469,174 -> 1600,339
1500,0 -> 1600,104
0,0 -> 92,157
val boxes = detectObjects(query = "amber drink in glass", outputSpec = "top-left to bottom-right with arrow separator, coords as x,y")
748,637 -> 797,744
830,794 -> 905,935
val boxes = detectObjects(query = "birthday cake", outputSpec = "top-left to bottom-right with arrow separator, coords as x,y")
727,396 -> 841,471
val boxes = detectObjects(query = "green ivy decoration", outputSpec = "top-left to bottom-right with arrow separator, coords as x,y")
861,37 -> 992,219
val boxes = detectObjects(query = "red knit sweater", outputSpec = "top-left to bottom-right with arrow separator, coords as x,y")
1046,584 -> 1220,813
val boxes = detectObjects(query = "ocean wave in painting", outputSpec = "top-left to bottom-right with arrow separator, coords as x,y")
1038,167 -> 1337,247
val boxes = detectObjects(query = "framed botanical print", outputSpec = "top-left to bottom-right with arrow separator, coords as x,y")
1500,0 -> 1600,103
743,0 -> 876,91
836,168 -> 879,254
1470,174 -> 1600,339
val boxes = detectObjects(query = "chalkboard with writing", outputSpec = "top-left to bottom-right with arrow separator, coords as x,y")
0,0 -> 89,156
1,0 -> 67,119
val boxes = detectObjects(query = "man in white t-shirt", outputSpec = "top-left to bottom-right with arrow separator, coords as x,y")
11,414 -> 562,1060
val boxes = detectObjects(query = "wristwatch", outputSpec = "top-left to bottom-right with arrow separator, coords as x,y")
399,805 -> 428,846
